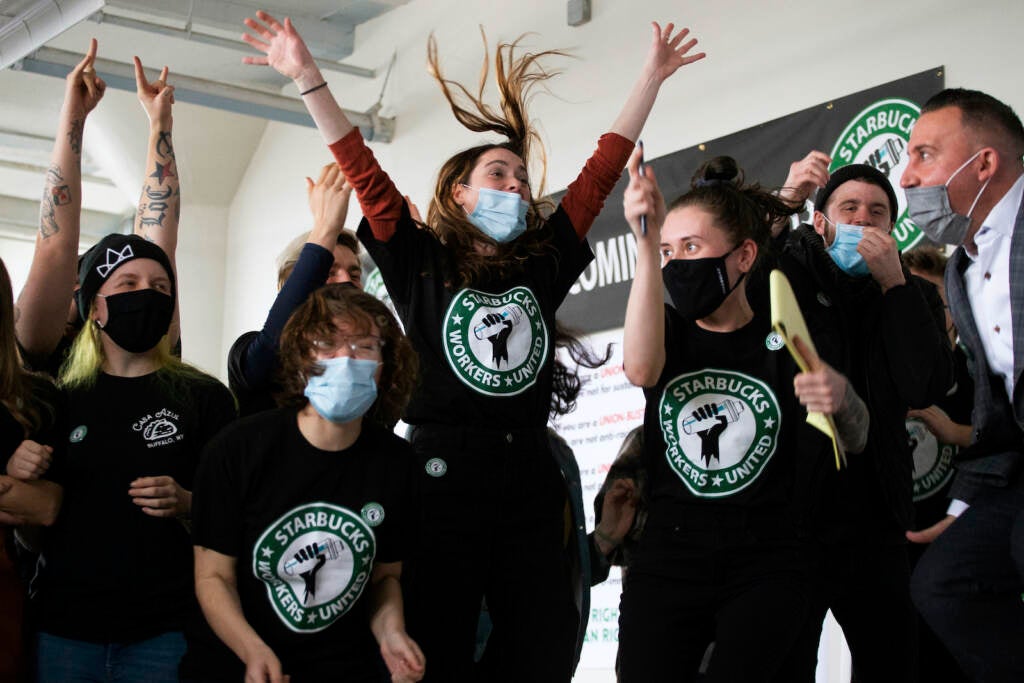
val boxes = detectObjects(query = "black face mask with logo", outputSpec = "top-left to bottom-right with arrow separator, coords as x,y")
661,247 -> 745,320
97,289 -> 174,353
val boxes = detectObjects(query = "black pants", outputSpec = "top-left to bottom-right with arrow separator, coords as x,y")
908,538 -> 970,683
911,486 -> 1024,683
617,512 -> 807,683
403,424 -> 577,683
777,542 -> 917,682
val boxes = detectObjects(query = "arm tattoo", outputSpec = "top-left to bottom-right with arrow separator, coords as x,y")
138,185 -> 175,229
67,118 -> 84,155
39,165 -> 69,238
833,381 -> 870,455
156,131 -> 175,160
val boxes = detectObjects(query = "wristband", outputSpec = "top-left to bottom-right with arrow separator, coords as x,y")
300,82 -> 328,96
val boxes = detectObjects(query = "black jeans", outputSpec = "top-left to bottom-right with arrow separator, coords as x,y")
911,485 -> 1024,683
617,510 -> 807,683
403,424 -> 577,683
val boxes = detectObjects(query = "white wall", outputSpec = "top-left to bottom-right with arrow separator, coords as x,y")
217,0 -> 1023,680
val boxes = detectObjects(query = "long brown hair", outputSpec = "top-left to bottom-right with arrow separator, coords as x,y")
425,29 -> 568,287
277,285 -> 418,427
0,258 -> 42,434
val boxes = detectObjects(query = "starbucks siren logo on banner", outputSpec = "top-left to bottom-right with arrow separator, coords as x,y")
907,412 -> 957,501
364,268 -> 402,330
659,368 -> 782,498
829,98 -> 923,251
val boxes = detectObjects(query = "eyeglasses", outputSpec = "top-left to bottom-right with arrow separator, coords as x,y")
312,335 -> 385,359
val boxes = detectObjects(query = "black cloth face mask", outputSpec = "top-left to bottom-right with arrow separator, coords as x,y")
662,245 -> 745,320
97,289 -> 174,353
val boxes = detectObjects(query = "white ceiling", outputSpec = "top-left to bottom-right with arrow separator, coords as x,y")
0,0 -> 407,243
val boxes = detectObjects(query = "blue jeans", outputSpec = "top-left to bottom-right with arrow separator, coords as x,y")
36,631 -> 186,682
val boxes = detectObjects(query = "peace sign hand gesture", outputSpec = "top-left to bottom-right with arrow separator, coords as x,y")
134,57 -> 174,129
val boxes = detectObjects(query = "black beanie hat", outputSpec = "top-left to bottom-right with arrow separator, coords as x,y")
814,164 -> 899,224
76,234 -> 176,321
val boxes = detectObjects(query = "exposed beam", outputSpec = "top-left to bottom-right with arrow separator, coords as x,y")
14,46 -> 395,140
88,11 -> 375,79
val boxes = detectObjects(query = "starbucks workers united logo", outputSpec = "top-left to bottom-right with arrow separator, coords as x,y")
253,502 -> 376,633
907,411 -> 957,501
659,368 -> 782,498
442,286 -> 549,396
830,98 -> 923,251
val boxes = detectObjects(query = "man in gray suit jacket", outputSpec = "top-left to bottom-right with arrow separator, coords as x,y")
901,88 -> 1024,682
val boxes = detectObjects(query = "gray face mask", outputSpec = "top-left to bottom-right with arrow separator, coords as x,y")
905,150 -> 990,245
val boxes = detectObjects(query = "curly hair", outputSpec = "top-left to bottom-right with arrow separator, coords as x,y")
425,29 -> 568,287
277,284 -> 417,427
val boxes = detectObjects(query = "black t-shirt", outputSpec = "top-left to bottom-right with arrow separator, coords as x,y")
632,306 -> 832,575
358,204 -> 593,428
909,345 -> 974,527
33,370 -> 236,643
181,408 -> 415,681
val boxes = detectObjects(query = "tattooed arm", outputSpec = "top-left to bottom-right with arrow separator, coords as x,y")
133,57 -> 181,347
16,39 -> 106,359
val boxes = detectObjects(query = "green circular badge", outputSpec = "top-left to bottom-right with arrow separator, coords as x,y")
765,332 -> 785,351
425,458 -> 447,477
360,502 -> 385,527
907,413 -> 956,501
659,368 -> 782,498
442,286 -> 549,397
829,97 -> 923,251
252,502 -> 376,633
69,425 -> 87,443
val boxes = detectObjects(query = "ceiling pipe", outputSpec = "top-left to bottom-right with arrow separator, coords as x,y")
0,0 -> 106,69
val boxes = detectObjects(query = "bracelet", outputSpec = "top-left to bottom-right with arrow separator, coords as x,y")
300,82 -> 328,96
594,528 -> 619,548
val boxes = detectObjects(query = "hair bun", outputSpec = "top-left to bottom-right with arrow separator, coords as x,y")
692,156 -> 742,189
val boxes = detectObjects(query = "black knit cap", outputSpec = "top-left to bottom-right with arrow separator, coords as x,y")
76,233 -> 176,321
814,164 -> 899,224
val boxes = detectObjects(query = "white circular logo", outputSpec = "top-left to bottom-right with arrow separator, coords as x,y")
425,458 -> 447,477
252,502 -> 375,633
360,502 -> 385,527
442,286 -> 549,396
765,331 -> 785,351
907,413 -> 956,501
659,368 -> 782,498
69,425 -> 88,443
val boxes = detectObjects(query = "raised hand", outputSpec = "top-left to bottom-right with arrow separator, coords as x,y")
624,145 -> 666,241
128,475 -> 191,518
242,10 -> 320,87
307,163 -> 352,248
6,440 -> 53,480
641,22 -> 706,84
781,151 -> 831,206
64,38 -> 107,118
134,57 -> 174,129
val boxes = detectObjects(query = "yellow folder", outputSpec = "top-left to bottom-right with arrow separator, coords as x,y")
769,269 -> 846,470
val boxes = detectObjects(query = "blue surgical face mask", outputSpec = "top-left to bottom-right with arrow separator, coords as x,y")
822,217 -> 871,277
462,185 -> 529,243
304,356 -> 379,424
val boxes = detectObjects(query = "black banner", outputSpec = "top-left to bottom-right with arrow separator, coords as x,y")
556,67 -> 945,334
